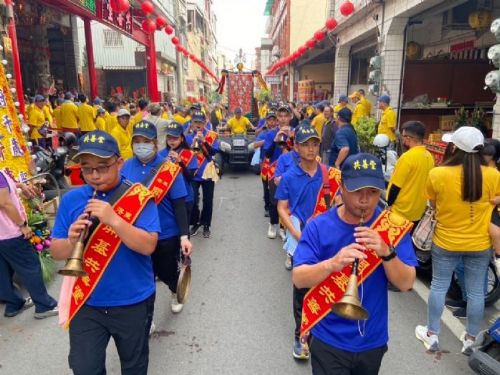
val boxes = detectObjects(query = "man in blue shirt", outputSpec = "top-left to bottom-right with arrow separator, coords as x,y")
329,107 -> 359,168
50,130 -> 160,374
276,125 -> 337,360
262,104 -> 293,239
187,110 -> 220,238
293,153 -> 417,375
122,121 -> 192,314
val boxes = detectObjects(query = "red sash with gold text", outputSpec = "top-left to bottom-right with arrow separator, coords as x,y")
300,210 -> 413,338
312,167 -> 341,217
148,160 -> 182,204
194,130 -> 218,167
268,161 -> 277,180
67,184 -> 154,326
179,148 -> 196,169
261,158 -> 270,180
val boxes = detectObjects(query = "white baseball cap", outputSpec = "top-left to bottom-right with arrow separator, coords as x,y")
451,126 -> 484,153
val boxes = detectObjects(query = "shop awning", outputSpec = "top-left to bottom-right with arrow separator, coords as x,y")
101,66 -> 145,71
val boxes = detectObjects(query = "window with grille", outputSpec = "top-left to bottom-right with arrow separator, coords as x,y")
103,30 -> 123,47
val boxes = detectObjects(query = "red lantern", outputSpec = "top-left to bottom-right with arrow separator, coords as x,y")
156,16 -> 167,29
165,25 -> 174,35
340,1 -> 355,16
298,46 -> 307,55
306,39 -> 316,49
111,0 -> 130,13
182,50 -> 189,57
141,1 -> 154,14
171,36 -> 180,45
325,18 -> 338,30
314,30 -> 325,42
142,19 -> 156,33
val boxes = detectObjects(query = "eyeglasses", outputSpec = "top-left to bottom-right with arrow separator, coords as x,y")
81,160 -> 118,175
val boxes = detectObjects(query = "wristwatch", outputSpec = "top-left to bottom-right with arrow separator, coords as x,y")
17,220 -> 27,228
381,245 -> 397,262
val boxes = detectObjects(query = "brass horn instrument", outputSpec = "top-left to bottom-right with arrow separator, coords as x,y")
58,191 -> 97,277
331,213 -> 370,321
192,137 -> 201,152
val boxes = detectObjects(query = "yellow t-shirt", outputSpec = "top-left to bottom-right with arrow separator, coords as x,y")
110,125 -> 133,160
311,113 -> 326,139
28,106 -> 46,140
333,104 -> 353,120
173,113 -> 186,125
259,104 -> 268,119
387,145 -> 435,221
95,116 -> 106,131
26,103 -> 35,124
227,116 -> 252,134
216,109 -> 223,121
53,107 -> 62,129
128,111 -> 145,135
306,106 -> 315,117
378,106 -> 397,141
78,103 -> 96,132
426,165 -> 500,251
352,97 -> 372,125
105,114 -> 119,133
60,101 -> 79,129
161,112 -> 170,121
43,105 -> 53,126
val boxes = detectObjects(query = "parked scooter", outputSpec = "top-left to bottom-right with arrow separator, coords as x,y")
468,317 -> 500,374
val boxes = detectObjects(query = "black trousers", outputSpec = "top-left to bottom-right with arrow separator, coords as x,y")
191,180 -> 215,227
152,237 -> 180,294
268,179 -> 279,225
68,294 -> 155,375
186,201 -> 194,229
310,336 -> 387,375
262,178 -> 270,210
293,285 -> 308,340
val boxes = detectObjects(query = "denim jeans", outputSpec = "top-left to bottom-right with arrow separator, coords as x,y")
0,236 -> 57,314
455,260 -> 489,300
428,244 -> 491,337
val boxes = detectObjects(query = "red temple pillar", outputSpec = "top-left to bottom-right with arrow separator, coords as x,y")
83,18 -> 97,100
7,7 -> 25,116
145,33 -> 159,102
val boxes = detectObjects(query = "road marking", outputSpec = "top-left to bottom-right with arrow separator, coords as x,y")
412,278 -> 465,340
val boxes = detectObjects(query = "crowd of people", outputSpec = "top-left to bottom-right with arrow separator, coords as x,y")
0,88 -> 499,374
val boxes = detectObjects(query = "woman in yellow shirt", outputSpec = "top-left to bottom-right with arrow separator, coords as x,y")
416,127 -> 500,355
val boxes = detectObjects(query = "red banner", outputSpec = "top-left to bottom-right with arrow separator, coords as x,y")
228,73 -> 254,114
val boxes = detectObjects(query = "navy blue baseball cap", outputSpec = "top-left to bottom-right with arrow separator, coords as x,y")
234,107 -> 243,113
338,95 -> 349,103
132,120 -> 157,140
74,130 -> 120,160
268,101 -> 279,110
192,110 -> 206,122
34,94 -> 45,102
378,95 -> 391,104
266,110 -> 277,119
93,97 -> 103,105
341,153 -> 385,192
165,122 -> 184,137
295,126 -> 320,144
337,107 -> 352,123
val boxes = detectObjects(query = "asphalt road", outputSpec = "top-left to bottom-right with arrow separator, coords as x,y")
0,170 -> 477,374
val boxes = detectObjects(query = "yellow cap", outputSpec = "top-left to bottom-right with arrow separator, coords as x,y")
349,91 -> 361,99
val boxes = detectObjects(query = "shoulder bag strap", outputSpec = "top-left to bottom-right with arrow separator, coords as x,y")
319,163 -> 332,209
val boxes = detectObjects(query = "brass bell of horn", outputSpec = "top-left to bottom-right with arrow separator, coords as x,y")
331,261 -> 369,321
58,241 -> 88,277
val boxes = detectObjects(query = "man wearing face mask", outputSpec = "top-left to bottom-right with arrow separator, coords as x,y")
110,109 -> 133,160
122,121 -> 192,314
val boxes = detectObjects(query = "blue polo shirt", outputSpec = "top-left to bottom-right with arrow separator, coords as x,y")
158,148 -> 198,203
262,128 -> 283,163
256,130 -> 268,162
329,124 -> 359,166
52,179 -> 160,307
186,130 -> 220,181
275,150 -> 299,178
121,155 -> 187,239
257,118 -> 267,129
275,162 -> 322,225
293,207 -> 418,352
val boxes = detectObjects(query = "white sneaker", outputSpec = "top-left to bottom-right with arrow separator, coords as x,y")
285,254 -> 292,270
267,224 -> 277,239
149,321 -> 156,336
279,228 -> 286,242
460,332 -> 475,355
415,325 -> 439,352
171,293 -> 184,313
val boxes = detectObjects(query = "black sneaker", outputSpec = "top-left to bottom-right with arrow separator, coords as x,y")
453,307 -> 467,319
190,224 -> 201,236
4,297 -> 34,318
445,298 -> 467,309
203,226 -> 210,238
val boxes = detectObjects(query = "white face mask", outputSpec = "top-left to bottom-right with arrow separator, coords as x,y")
133,143 -> 155,161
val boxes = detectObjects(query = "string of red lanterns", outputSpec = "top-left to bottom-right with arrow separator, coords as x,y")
109,0 -> 219,83
266,0 -> 355,76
